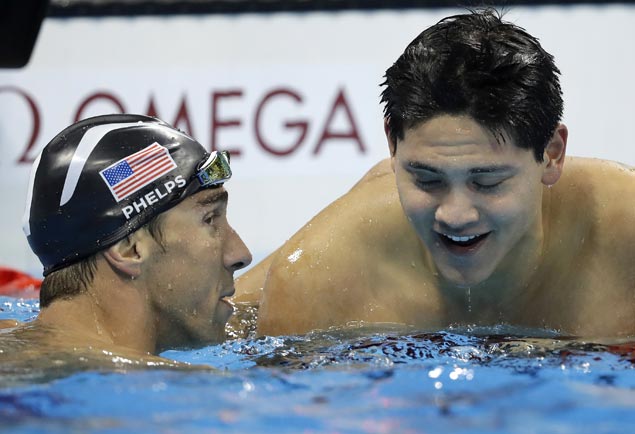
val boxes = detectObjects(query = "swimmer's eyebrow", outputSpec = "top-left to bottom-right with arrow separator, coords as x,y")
196,189 -> 228,207
407,161 -> 516,174
469,165 -> 516,174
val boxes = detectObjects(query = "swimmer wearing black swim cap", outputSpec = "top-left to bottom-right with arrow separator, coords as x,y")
24,114 -> 232,275
20,114 -> 252,357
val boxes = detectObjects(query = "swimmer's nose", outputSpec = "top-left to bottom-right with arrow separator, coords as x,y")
434,189 -> 479,229
224,225 -> 252,272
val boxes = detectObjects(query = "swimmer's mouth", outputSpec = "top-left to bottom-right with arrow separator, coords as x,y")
438,232 -> 491,251
220,286 -> 236,299
219,288 -> 236,312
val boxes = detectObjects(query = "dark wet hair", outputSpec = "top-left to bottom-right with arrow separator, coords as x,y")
381,9 -> 563,162
39,214 -> 166,308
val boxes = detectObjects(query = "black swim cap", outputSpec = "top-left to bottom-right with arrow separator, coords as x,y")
23,114 -> 223,276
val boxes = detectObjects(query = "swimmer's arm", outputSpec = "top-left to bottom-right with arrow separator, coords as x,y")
258,251 -> 327,336
256,257 -> 307,336
256,225 -> 368,336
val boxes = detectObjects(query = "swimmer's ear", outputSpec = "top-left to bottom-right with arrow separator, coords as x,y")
384,118 -> 397,173
541,123 -> 568,186
102,233 -> 145,278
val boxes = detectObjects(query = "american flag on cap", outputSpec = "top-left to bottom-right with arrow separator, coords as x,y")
99,142 -> 177,202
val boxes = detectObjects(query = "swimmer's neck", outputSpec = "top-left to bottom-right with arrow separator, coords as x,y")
36,282 -> 158,355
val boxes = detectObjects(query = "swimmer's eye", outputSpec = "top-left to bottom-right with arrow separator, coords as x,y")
472,180 -> 504,191
203,211 -> 222,225
414,178 -> 444,191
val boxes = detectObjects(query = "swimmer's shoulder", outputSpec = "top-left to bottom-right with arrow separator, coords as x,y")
350,158 -> 394,187
562,157 -> 635,303
270,158 -> 404,268
562,155 -> 635,178
553,156 -> 635,206
560,156 -> 635,202
562,155 -> 635,176
258,159 -> 407,335
557,156 -> 635,247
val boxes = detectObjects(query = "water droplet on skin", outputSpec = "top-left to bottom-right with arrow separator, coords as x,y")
287,249 -> 302,263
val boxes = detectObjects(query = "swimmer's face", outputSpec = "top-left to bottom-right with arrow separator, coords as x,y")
143,187 -> 252,351
391,115 -> 550,287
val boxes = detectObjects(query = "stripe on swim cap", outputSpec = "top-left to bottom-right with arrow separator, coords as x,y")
59,122 -> 144,207
22,150 -> 42,237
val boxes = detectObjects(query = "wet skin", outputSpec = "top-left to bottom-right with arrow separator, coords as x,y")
144,187 -> 253,351
13,187 -> 253,363
242,115 -> 635,338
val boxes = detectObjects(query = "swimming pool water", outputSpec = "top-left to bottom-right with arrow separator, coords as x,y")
2,296 -> 635,433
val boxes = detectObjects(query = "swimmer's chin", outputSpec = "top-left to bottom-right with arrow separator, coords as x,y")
435,268 -> 494,289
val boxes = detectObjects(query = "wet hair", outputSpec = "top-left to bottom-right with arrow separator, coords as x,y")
39,255 -> 98,308
39,214 -> 166,308
381,9 -> 563,162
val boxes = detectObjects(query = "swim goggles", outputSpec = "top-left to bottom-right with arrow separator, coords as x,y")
179,150 -> 232,201
194,150 -> 232,187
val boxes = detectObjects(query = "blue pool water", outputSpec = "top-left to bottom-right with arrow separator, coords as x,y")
2,296 -> 635,433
